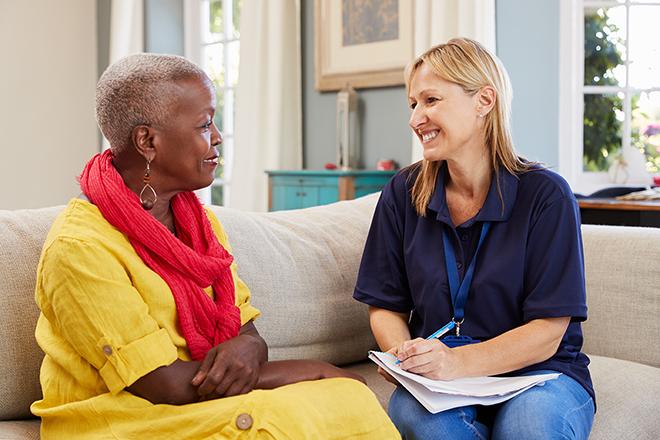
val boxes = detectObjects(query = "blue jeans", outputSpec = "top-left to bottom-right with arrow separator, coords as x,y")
388,370 -> 595,440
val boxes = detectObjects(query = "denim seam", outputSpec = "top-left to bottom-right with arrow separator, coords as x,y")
560,397 -> 594,437
458,409 -> 488,440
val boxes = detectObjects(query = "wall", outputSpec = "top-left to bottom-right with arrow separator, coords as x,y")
145,0 -> 184,55
0,0 -> 559,209
96,0 -> 184,76
109,1 -> 561,172
130,0 -> 414,171
0,0 -> 98,209
496,0 -> 560,168
302,0 -> 561,170
98,0 -> 111,79
301,0 -> 412,170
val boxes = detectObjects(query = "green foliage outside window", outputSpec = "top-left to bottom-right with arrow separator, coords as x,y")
209,0 -> 242,37
583,10 -> 624,172
584,8 -> 660,174
632,94 -> 660,173
210,0 -> 222,35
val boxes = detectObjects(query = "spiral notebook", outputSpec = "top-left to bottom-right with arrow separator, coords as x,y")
369,351 -> 560,414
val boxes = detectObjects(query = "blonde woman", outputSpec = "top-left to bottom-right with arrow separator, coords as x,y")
354,38 -> 594,439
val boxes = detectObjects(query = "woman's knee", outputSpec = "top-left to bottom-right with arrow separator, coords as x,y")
492,379 -> 594,440
388,387 -> 486,440
387,386 -> 423,429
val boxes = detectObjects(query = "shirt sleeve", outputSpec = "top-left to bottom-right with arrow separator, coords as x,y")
206,210 -> 261,325
36,237 -> 178,394
353,182 -> 413,312
523,196 -> 588,322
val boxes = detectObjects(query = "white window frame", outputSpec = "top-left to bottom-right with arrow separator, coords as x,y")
560,0 -> 659,194
184,0 -> 239,206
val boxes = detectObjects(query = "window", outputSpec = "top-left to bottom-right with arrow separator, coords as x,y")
184,0 -> 242,206
560,1 -> 660,192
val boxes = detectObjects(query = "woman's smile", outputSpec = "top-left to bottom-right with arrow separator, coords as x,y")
203,152 -> 219,167
419,129 -> 439,144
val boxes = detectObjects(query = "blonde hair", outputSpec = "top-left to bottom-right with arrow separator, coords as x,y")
405,38 -> 534,217
96,53 -> 210,153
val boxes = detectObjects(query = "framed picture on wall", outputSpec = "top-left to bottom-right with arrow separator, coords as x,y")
314,0 -> 414,91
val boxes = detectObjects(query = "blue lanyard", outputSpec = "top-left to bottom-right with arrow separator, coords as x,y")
442,222 -> 491,326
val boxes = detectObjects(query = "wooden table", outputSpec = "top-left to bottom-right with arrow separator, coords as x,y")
578,198 -> 660,227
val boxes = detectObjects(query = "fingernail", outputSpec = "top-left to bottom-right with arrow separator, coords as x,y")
191,373 -> 201,385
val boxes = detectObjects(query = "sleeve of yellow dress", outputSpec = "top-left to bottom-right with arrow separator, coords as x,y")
206,209 -> 261,325
36,237 -> 178,395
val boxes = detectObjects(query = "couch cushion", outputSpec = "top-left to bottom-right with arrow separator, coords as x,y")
0,419 -> 40,440
0,207 -> 62,420
588,354 -> 660,439
209,194 -> 381,365
581,225 -> 660,368
343,361 -> 396,409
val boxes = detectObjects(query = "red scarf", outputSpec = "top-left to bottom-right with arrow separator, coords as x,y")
79,150 -> 241,361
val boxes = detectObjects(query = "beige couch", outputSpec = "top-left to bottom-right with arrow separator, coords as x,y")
1,194 -> 659,439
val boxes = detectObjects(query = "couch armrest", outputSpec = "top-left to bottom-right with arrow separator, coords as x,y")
581,225 -> 660,368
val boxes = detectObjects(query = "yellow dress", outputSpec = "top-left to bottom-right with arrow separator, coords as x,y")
31,199 -> 399,439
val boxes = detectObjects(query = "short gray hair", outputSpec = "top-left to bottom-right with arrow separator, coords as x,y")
96,53 -> 210,152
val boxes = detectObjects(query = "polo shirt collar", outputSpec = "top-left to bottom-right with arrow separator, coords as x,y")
427,161 -> 519,226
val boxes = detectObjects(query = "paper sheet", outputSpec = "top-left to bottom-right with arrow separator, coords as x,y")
369,351 -> 560,414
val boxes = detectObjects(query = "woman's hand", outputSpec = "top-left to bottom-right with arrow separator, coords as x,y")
397,338 -> 462,380
377,346 -> 401,385
192,332 -> 265,398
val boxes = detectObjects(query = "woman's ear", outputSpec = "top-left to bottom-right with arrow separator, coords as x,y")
132,125 -> 156,163
477,86 -> 496,117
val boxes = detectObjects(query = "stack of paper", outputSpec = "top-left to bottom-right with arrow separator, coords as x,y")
616,187 -> 660,200
369,351 -> 560,414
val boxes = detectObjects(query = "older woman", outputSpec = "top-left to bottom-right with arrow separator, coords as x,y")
354,38 -> 595,439
31,54 -> 398,439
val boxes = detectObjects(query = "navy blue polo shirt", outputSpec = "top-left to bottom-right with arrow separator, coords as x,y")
353,162 -> 594,402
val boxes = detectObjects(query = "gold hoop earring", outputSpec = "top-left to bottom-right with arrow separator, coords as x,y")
139,159 -> 157,210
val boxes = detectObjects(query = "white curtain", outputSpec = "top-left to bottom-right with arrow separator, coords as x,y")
109,0 -> 144,63
229,0 -> 302,211
102,0 -> 144,150
410,0 -> 496,163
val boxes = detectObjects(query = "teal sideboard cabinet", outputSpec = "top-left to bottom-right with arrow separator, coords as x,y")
265,170 -> 396,211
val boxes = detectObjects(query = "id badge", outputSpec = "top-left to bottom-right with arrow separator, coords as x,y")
441,335 -> 481,348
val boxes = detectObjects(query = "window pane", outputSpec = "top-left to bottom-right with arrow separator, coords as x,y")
214,88 -> 224,132
208,0 -> 223,42
218,136 -> 233,180
223,89 -> 234,135
215,141 -> 226,180
211,185 -> 224,205
584,6 -> 626,86
632,91 -> 660,173
226,40 -> 240,87
628,6 -> 660,89
232,0 -> 243,38
204,43 -> 225,87
583,93 -> 624,171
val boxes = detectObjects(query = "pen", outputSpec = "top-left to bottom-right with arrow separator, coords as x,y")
425,321 -> 455,340
394,321 -> 456,364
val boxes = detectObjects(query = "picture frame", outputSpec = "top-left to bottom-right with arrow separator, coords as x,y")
314,0 -> 414,91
